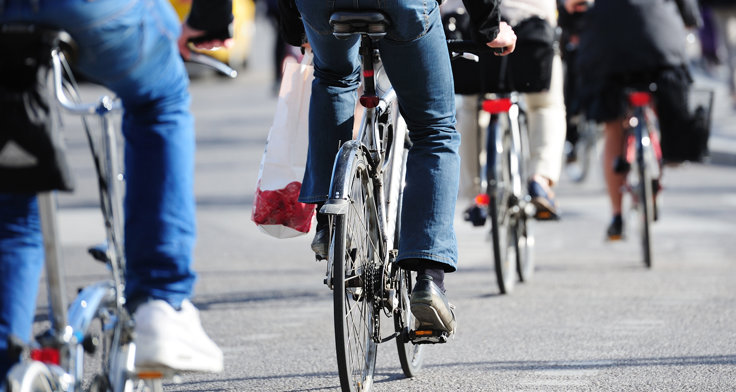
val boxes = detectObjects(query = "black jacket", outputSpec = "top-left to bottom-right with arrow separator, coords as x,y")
462,0 -> 501,43
278,0 -> 502,47
576,0 -> 694,79
187,0 -> 233,38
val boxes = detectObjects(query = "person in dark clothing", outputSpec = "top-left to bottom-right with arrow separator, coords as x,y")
283,0 -> 516,337
564,0 -> 701,240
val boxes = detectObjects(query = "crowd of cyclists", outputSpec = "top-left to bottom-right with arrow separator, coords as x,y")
0,0 -> 727,389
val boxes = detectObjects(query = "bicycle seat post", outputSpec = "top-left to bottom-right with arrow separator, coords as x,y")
329,11 -> 388,111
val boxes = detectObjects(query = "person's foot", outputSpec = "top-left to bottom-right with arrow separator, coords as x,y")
463,203 -> 487,226
410,274 -> 456,335
528,177 -> 559,220
606,214 -> 624,241
133,299 -> 223,373
311,220 -> 329,260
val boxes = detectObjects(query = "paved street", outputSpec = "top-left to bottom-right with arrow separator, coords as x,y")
44,16 -> 736,392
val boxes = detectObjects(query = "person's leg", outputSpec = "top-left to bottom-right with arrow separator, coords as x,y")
2,0 -> 219,372
525,54 -> 566,218
526,54 -> 566,186
378,1 -> 460,273
63,0 -> 198,310
603,119 -> 625,239
456,94 -> 483,204
0,194 -> 44,382
293,1 -> 360,205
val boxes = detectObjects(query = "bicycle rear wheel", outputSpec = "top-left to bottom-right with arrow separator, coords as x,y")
394,267 -> 424,377
488,118 -> 516,294
634,143 -> 654,268
331,151 -> 379,392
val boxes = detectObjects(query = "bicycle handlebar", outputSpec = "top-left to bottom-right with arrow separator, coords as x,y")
187,52 -> 238,79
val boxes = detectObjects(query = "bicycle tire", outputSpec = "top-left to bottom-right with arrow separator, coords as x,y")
515,216 -> 535,282
514,109 -> 534,283
488,118 -> 516,294
394,268 -> 424,377
635,140 -> 654,268
332,150 -> 378,392
388,130 -> 424,377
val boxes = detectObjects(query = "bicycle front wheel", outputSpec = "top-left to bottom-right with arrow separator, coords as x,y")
5,361 -> 59,392
331,150 -> 379,392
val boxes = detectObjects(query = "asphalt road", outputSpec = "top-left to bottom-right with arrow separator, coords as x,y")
43,16 -> 736,392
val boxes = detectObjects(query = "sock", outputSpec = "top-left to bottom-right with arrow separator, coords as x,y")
418,268 -> 445,292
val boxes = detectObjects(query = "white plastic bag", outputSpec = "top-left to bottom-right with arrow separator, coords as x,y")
252,52 -> 315,238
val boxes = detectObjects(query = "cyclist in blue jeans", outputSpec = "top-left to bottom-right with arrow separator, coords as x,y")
290,0 -> 516,337
0,0 -> 232,385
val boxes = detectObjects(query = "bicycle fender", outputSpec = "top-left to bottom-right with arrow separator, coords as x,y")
320,140 -> 364,216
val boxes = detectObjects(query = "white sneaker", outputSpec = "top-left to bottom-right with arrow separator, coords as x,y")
133,299 -> 223,373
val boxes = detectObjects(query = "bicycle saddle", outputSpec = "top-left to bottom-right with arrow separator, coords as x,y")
329,11 -> 389,39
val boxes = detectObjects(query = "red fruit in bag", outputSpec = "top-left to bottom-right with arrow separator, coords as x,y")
253,181 -> 314,233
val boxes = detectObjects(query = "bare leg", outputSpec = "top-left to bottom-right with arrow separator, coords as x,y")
603,119 -> 625,216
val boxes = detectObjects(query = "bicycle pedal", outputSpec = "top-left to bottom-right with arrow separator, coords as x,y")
534,210 -> 560,221
409,329 -> 451,344
133,367 -> 176,380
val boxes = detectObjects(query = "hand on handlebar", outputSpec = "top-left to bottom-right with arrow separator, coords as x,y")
177,22 -> 233,60
486,21 -> 516,56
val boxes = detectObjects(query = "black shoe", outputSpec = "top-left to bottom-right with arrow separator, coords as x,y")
463,204 -> 487,226
311,212 -> 329,260
311,226 -> 328,260
410,274 -> 456,335
606,215 -> 624,241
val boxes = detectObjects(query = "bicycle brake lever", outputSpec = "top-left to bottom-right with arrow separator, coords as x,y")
451,52 -> 480,62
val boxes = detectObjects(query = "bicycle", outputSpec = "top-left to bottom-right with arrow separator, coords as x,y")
448,41 -> 535,295
318,11 -> 435,392
614,88 -> 663,268
1,23 -> 235,392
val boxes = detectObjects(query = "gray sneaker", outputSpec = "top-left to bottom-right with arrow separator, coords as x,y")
410,274 -> 456,334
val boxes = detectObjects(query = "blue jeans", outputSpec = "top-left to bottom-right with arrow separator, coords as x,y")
295,0 -> 460,271
0,0 -> 196,381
